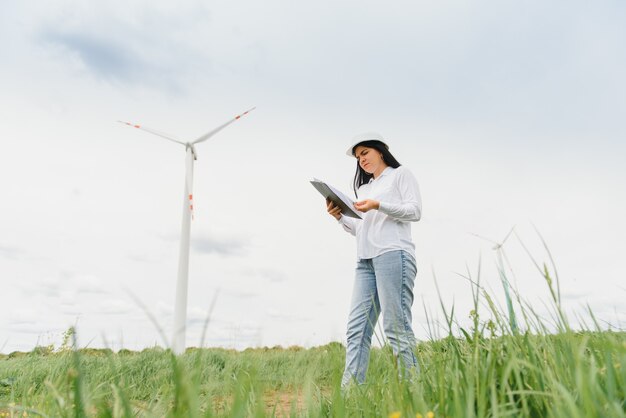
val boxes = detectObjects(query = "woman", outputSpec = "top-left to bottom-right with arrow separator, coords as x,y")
326,132 -> 422,387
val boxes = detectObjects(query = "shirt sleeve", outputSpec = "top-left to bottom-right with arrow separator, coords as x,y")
338,214 -> 358,236
378,167 -> 422,222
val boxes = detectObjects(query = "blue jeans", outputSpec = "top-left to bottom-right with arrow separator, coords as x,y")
341,250 -> 418,386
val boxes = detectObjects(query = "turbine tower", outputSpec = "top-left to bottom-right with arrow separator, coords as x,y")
119,107 -> 255,354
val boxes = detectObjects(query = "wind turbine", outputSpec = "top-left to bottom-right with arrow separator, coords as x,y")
119,107 -> 255,354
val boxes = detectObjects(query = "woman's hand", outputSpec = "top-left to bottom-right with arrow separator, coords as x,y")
354,199 -> 380,213
326,198 -> 342,220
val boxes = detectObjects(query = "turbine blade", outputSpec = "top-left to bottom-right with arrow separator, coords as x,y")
117,120 -> 186,145
191,107 -> 256,145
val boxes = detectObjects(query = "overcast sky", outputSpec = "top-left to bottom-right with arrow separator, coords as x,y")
1,0 -> 625,353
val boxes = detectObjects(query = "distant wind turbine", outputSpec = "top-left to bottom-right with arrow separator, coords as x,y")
118,107 -> 256,354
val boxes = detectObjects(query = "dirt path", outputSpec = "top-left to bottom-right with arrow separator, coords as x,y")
264,390 -> 307,416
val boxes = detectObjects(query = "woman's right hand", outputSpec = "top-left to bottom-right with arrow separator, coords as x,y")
326,198 -> 342,220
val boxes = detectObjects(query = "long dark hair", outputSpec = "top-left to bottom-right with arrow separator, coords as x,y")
352,140 -> 401,198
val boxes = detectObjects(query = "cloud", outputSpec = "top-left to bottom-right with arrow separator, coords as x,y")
156,301 -> 173,317
221,288 -> 258,299
34,1 -> 214,91
186,306 -> 212,325
266,309 -> 313,323
241,267 -> 287,283
30,276 -> 63,298
7,323 -> 62,335
158,229 -> 249,256
59,304 -> 85,316
560,290 -> 593,301
43,31 -> 140,82
202,320 -> 261,343
6,308 -> 41,325
73,274 -> 109,295
5,308 -> 68,336
191,236 -> 249,256
21,273 -> 109,299
127,253 -> 158,263
0,244 -> 23,260
96,299 -> 134,315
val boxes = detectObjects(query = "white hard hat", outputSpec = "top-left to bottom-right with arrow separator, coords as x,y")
345,132 -> 389,156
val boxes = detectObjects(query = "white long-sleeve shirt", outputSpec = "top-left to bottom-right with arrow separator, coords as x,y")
338,166 -> 422,260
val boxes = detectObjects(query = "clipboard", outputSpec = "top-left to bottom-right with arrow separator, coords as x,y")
310,178 -> 363,219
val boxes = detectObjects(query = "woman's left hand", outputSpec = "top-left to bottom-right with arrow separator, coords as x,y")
354,199 -> 380,212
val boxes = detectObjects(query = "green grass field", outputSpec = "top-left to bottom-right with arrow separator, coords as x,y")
1,329 -> 624,417
2,254 -> 625,417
